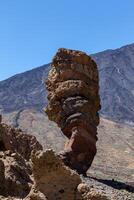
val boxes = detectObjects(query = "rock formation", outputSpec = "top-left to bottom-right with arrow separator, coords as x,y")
31,150 -> 81,200
0,119 -> 42,161
0,115 -> 42,199
0,150 -> 32,198
0,116 -> 81,200
45,48 -> 101,174
0,116 -> 81,199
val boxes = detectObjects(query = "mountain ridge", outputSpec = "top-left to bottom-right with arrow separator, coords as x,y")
1,43 -> 134,82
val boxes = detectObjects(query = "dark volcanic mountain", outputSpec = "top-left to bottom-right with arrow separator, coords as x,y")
0,43 -> 134,124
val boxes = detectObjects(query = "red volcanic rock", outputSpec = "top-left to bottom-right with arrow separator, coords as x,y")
45,48 -> 101,174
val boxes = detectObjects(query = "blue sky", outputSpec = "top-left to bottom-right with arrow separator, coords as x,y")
0,0 -> 134,81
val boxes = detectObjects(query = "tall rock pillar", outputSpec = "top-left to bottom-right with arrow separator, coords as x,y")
45,48 -> 101,175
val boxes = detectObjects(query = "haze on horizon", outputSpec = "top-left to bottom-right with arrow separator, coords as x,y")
0,0 -> 134,81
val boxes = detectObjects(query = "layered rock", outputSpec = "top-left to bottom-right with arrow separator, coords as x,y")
45,48 -> 101,174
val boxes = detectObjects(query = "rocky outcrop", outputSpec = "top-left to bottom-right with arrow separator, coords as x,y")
77,183 -> 111,200
0,116 -> 42,160
0,115 -> 42,199
45,48 -> 101,174
0,117 -> 82,200
0,150 -> 31,198
31,150 -> 81,200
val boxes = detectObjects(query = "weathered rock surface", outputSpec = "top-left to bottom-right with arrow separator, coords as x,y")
0,116 -> 42,199
0,118 -> 42,160
45,48 -> 100,175
77,183 -> 111,200
31,149 -> 81,200
0,116 -> 81,199
0,118 -> 81,199
0,151 -> 31,198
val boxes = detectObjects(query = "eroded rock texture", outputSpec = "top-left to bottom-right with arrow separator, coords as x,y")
45,48 -> 101,174
0,151 -> 32,198
0,116 -> 42,199
0,116 -> 81,200
31,149 -> 81,200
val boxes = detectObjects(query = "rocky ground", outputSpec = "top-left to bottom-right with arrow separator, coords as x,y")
82,176 -> 134,200
0,118 -> 134,200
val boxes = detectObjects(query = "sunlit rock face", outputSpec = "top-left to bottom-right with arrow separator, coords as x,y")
0,116 -> 42,199
45,48 -> 101,174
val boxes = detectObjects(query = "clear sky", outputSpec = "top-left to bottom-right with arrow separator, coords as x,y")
0,0 -> 134,81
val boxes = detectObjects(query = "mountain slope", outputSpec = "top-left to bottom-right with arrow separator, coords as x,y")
0,64 -> 50,112
0,44 -> 134,123
92,43 -> 134,123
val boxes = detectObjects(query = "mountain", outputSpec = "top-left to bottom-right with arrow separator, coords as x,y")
0,44 -> 134,124
92,43 -> 134,124
0,64 -> 50,112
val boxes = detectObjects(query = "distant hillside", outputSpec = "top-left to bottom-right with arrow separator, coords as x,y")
0,43 -> 134,123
